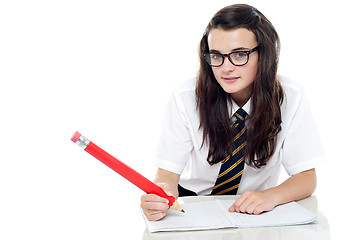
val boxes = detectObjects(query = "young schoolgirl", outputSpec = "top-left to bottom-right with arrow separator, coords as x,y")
141,4 -> 325,221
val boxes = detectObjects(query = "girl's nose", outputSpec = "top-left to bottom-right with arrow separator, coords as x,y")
222,57 -> 235,72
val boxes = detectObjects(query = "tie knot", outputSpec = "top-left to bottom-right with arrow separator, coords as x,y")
234,108 -> 247,123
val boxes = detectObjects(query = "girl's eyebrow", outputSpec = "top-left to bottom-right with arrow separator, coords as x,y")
209,47 -> 249,53
232,47 -> 249,51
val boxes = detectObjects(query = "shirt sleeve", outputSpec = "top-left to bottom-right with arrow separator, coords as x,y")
155,91 -> 194,175
282,88 -> 326,176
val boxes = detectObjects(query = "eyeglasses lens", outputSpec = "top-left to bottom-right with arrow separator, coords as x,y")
206,52 -> 248,67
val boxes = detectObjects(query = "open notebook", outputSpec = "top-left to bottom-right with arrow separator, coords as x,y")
143,199 -> 317,233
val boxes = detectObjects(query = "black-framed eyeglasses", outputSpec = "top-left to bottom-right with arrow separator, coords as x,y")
203,46 -> 258,67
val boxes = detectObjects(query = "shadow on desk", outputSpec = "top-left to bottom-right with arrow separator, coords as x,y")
142,195 -> 330,240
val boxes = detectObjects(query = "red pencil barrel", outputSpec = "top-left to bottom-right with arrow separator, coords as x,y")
84,141 -> 175,207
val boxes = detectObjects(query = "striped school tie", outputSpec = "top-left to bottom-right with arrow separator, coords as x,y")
211,108 -> 247,195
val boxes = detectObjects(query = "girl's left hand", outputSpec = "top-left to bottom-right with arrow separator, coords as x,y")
228,190 -> 278,215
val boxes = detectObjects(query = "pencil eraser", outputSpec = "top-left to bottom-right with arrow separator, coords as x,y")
71,131 -> 81,143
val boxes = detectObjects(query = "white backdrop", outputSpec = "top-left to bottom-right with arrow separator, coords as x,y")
1,0 -> 360,239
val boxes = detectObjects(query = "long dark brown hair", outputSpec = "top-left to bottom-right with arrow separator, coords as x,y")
196,4 -> 284,168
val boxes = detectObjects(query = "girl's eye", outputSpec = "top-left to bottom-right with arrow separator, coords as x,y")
233,52 -> 247,59
211,54 -> 222,60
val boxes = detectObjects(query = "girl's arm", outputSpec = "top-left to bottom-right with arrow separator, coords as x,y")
153,168 -> 180,198
229,168 -> 316,214
140,168 -> 180,221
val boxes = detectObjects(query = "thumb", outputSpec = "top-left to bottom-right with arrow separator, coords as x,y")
157,182 -> 173,197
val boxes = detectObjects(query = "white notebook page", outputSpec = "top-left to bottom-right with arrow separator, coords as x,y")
143,199 -> 317,232
144,200 -> 233,232
219,200 -> 318,228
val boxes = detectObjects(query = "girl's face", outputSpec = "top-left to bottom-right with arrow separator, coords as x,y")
207,28 -> 258,107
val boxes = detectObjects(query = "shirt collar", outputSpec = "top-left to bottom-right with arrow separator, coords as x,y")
229,97 -> 251,118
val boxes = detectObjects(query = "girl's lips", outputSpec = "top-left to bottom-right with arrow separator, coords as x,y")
223,77 -> 239,83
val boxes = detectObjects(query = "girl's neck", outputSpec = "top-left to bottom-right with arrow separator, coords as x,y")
231,90 -> 252,108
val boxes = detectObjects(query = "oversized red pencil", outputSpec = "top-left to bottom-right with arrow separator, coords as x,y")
71,131 -> 184,212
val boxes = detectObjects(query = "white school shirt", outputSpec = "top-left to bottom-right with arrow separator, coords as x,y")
156,76 -> 325,196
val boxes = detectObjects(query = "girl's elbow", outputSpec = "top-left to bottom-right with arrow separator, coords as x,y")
305,168 -> 317,196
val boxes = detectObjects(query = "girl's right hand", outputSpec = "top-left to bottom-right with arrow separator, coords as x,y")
140,182 -> 173,221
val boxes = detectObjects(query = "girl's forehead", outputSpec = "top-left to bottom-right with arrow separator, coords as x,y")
208,28 -> 257,52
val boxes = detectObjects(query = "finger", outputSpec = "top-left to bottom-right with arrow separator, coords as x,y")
141,201 -> 169,221
228,204 -> 235,212
143,207 -> 168,221
140,194 -> 169,213
142,201 -> 169,212
254,203 -> 274,215
238,197 -> 255,213
142,193 -> 169,204
147,211 -> 168,221
245,201 -> 260,214
232,194 -> 248,212
253,205 -> 264,215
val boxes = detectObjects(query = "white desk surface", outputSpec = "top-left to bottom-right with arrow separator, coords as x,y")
142,195 -> 330,240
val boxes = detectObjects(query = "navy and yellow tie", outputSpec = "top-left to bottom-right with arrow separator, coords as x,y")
211,108 -> 247,195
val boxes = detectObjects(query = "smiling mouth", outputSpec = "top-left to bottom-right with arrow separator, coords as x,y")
223,77 -> 239,82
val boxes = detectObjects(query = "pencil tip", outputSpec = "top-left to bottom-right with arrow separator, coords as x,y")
170,200 -> 185,213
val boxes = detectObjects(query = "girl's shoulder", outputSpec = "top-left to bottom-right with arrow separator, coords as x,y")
278,75 -> 304,93
168,78 -> 197,111
172,77 -> 197,95
278,75 -> 306,105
